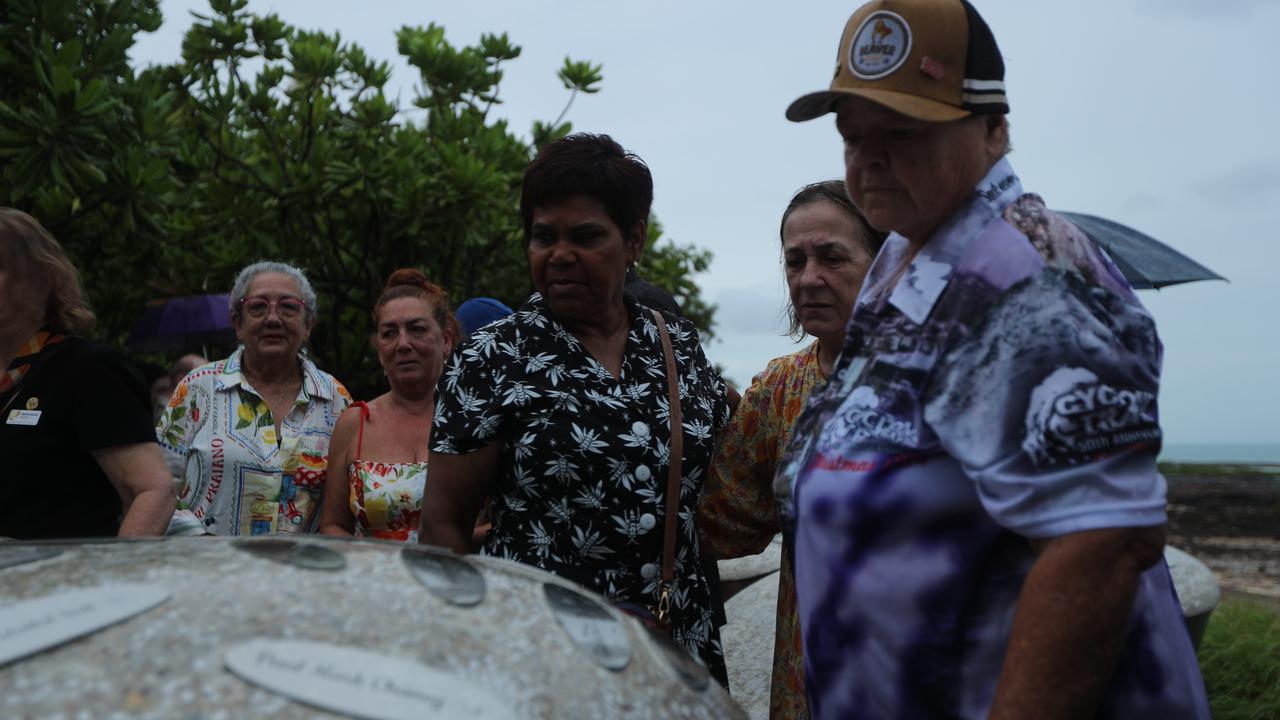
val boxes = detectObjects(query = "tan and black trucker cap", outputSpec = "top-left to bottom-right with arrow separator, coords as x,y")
787,0 -> 1009,123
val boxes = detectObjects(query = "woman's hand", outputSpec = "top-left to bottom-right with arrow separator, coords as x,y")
421,443 -> 500,553
92,442 -> 177,537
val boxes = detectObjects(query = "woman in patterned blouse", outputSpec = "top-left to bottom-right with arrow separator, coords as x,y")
158,261 -> 351,535
697,181 -> 885,718
423,134 -> 732,684
319,269 -> 457,542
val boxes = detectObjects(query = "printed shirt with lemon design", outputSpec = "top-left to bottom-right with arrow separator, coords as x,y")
157,347 -> 352,536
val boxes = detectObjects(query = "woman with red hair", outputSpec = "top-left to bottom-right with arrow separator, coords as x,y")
319,269 -> 458,542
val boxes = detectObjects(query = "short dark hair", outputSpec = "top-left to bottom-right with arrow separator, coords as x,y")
520,133 -> 653,241
779,181 -> 888,340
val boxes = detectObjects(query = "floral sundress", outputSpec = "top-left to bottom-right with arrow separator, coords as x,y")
348,459 -> 426,542
345,401 -> 426,542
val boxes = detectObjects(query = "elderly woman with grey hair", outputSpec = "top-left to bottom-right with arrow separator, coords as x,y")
158,261 -> 351,536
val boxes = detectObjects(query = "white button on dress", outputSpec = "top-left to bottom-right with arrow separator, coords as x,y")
639,513 -> 656,531
634,464 -> 652,482
641,562 -> 659,580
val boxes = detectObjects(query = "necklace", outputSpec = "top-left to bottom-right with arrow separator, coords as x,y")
241,364 -> 301,407
257,382 -> 298,407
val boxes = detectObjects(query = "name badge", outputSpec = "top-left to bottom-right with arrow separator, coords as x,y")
6,410 -> 41,426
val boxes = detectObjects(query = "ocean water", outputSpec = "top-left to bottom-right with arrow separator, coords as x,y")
1159,443 -> 1280,464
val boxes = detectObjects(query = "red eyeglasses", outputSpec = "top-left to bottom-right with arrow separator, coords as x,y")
239,296 -> 305,320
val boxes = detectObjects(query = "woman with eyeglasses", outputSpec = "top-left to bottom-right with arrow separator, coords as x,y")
157,261 -> 351,536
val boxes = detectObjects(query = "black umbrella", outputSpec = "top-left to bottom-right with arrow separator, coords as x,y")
126,293 -> 236,354
1058,212 -> 1226,290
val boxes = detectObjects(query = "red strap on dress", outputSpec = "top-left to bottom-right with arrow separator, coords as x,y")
351,401 -> 370,459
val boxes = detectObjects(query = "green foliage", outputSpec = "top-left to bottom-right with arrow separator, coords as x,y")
640,218 -> 716,338
0,0 -> 176,337
1199,597 -> 1280,719
558,57 -> 603,94
0,1 -> 717,397
532,57 -> 603,149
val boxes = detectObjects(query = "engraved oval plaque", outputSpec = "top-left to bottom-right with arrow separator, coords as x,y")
647,628 -> 710,691
225,639 -> 515,720
231,539 -> 345,571
401,548 -> 485,606
0,545 -> 62,571
0,583 -> 170,666
543,583 -> 631,671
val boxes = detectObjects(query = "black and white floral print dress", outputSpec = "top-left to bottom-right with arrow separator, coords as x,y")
432,292 -> 731,682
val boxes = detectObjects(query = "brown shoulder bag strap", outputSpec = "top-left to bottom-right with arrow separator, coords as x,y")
650,309 -> 683,626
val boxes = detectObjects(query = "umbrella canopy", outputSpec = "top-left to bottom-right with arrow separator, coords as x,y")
1059,212 -> 1226,290
126,293 -> 235,354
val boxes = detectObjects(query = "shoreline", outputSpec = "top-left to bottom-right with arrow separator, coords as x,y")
1165,466 -> 1280,600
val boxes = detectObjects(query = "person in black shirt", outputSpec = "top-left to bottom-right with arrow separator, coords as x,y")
0,208 -> 174,539
424,134 -> 731,684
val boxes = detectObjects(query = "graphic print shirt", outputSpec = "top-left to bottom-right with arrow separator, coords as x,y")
431,292 -> 731,681
778,158 -> 1210,719
158,347 -> 351,536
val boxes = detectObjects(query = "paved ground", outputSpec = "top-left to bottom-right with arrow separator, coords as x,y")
1166,473 -> 1280,600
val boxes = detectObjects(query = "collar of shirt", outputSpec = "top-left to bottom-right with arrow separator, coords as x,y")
1,330 -> 66,394
858,158 -> 1024,326
214,345 -> 334,403
521,291 -> 670,385
525,291 -> 657,341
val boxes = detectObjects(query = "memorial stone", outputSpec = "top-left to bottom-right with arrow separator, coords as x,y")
1164,545 -> 1221,650
721,570 -> 780,720
0,537 -> 745,719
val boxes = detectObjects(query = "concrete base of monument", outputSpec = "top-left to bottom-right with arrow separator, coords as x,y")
720,570 -> 780,720
1165,545 -> 1222,651
717,536 -> 783,585
0,537 -> 746,720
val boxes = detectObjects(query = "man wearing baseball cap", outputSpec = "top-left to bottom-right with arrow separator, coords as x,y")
775,1 -> 1210,718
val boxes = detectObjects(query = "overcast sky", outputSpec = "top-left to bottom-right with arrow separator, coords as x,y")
133,0 -> 1280,449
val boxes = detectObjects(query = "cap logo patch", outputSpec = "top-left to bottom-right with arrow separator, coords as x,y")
849,11 -> 912,80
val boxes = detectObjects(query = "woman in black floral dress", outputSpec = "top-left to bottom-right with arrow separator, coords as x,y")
422,134 -> 731,683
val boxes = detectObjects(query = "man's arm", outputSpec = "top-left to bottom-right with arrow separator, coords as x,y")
93,442 -> 178,537
988,524 -> 1166,720
420,443 -> 500,554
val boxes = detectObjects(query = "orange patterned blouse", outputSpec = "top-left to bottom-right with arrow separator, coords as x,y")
699,340 -> 824,720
